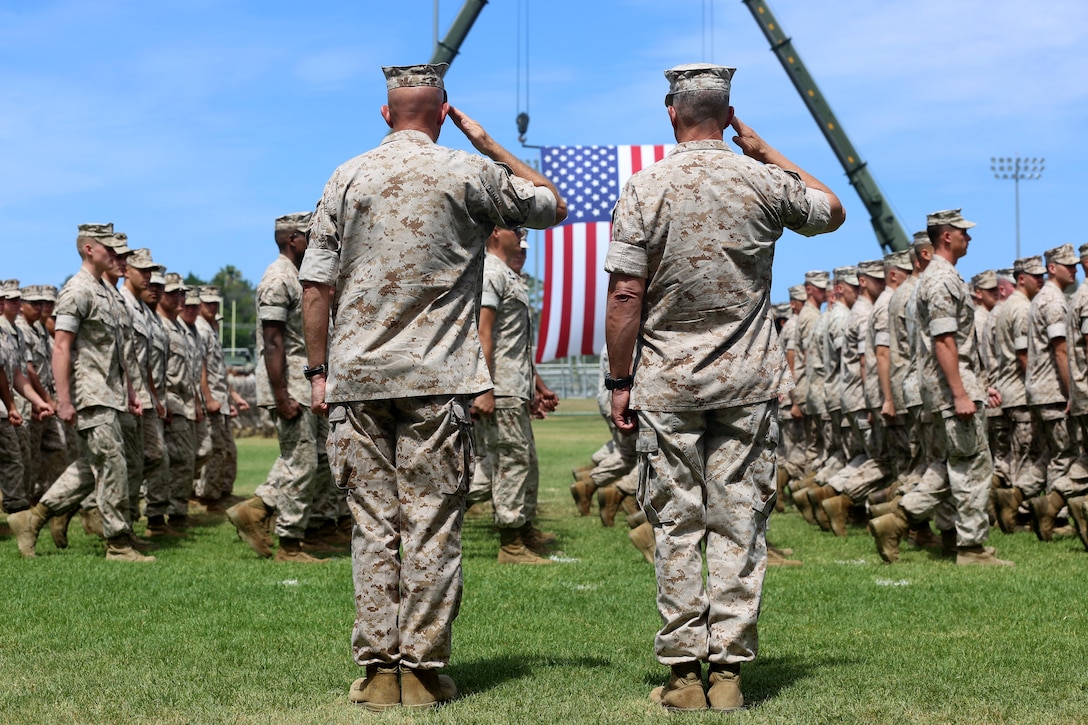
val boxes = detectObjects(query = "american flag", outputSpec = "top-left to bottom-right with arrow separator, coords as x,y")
536,144 -> 672,363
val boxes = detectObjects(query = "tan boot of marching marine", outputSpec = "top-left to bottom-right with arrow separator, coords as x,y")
570,479 -> 596,517
907,522 -> 941,550
823,494 -> 853,537
400,667 -> 458,709
628,521 -> 655,564
868,496 -> 903,521
621,494 -> 639,516
49,509 -> 75,549
597,485 -> 626,528
9,503 -> 49,558
867,481 -> 900,506
956,545 -> 1014,566
808,485 -> 836,531
767,546 -> 803,567
1030,491 -> 1064,542
650,661 -> 707,711
226,496 -> 273,558
145,515 -> 186,538
792,488 -> 817,526
707,664 -> 744,712
775,468 -> 789,512
571,464 -> 594,480
995,487 -> 1024,535
1065,495 -> 1088,551
105,534 -> 156,562
521,523 -> 557,556
80,507 -> 105,538
275,537 -> 328,563
498,527 -> 551,564
867,506 -> 908,563
348,664 -> 400,711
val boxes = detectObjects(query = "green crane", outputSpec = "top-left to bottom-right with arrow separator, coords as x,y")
742,0 -> 909,252
429,0 -> 489,70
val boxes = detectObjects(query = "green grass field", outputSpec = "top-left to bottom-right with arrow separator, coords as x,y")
3,405 -> 1088,724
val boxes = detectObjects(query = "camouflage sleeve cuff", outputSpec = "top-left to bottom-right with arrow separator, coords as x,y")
857,341 -> 866,355
790,188 -> 833,238
257,304 -> 289,323
874,331 -> 891,347
831,335 -> 845,350
1081,319 -> 1088,335
1014,335 -> 1028,351
480,291 -> 500,309
297,248 -> 339,287
604,242 -> 648,278
520,184 -> 559,230
928,317 -> 958,337
55,314 -> 80,334
1047,322 -> 1067,340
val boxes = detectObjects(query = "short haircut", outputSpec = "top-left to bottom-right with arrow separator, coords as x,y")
671,89 -> 731,125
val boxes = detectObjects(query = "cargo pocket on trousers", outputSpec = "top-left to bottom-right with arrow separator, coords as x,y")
636,427 -> 671,527
752,414 -> 779,524
327,404 -> 353,491
444,397 -> 474,496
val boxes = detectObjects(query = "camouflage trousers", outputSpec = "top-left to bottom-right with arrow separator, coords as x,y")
121,412 -> 144,524
1034,407 -> 1088,498
192,416 -> 213,483
142,414 -> 169,515
883,418 -> 911,482
588,417 -> 637,487
254,408 -> 333,539
40,407 -> 130,538
591,439 -> 614,465
34,416 -> 68,499
161,416 -> 195,518
0,419 -> 28,513
802,410 -> 825,473
814,411 -> 846,484
467,400 -> 538,529
328,396 -> 471,669
17,416 -> 39,503
997,407 -> 1044,497
778,411 -> 807,480
194,413 -> 236,500
831,411 -> 891,501
901,408 -> 991,547
637,401 -> 776,667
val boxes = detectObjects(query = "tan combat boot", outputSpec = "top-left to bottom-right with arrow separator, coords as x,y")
775,468 -> 789,512
497,527 -> 551,565
1030,491 -> 1064,542
907,522 -> 941,550
597,485 -> 627,528
400,667 -> 458,709
9,503 -> 50,558
767,546 -> 803,567
570,478 -> 597,517
521,523 -> 557,556
867,496 -> 903,520
956,545 -> 1014,566
792,487 -> 817,526
80,507 -> 105,538
571,464 -> 594,479
995,487 -> 1024,534
275,538 -> 328,563
628,521 -> 655,564
1065,495 -> 1088,551
348,664 -> 400,711
867,481 -> 900,506
707,664 -> 744,712
823,494 -> 853,537
867,506 -> 908,563
105,534 -> 156,562
144,515 -> 186,538
49,509 -> 74,549
226,496 -> 273,558
620,493 -> 639,516
808,485 -> 836,531
650,661 -> 707,711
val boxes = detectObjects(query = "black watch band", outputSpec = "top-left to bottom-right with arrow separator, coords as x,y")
304,363 -> 328,380
604,374 -> 634,391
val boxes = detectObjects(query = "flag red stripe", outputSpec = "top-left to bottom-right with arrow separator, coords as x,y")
536,229 -> 555,363
581,224 -> 597,355
554,226 -> 573,359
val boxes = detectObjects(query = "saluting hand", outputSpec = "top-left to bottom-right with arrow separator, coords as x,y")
448,106 -> 493,155
730,116 -> 771,161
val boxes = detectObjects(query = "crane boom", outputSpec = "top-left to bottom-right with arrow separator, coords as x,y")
429,0 -> 489,70
742,0 -> 909,252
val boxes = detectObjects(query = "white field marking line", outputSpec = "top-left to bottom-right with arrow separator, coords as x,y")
279,579 -> 300,586
874,578 -> 910,587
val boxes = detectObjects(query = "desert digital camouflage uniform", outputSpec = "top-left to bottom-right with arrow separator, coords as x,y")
252,251 -> 334,540
142,283 -> 171,518
828,288 -> 871,491
1026,274 -> 1082,500
793,287 -> 823,471
157,293 -> 199,522
184,298 -> 212,489
814,298 -> 850,485
604,116 -> 834,669
778,309 -> 806,479
992,287 -> 1040,496
195,306 -> 237,503
17,289 -> 59,499
873,274 -> 912,482
300,100 -> 558,669
903,254 -> 991,548
1066,255 -> 1088,542
0,321 -> 27,512
2,296 -> 35,507
804,302 -> 832,470
39,267 -> 132,538
470,252 -> 540,528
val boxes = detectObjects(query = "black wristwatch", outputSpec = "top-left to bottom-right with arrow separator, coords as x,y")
304,363 -> 328,381
604,373 -> 634,391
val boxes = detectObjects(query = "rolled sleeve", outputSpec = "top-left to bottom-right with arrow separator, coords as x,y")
55,314 -> 80,334
929,317 -> 958,337
1046,322 -> 1068,340
258,304 -> 288,323
874,331 -> 891,348
790,187 -> 833,238
297,248 -> 340,287
605,242 -> 648,278
519,183 -> 559,230
1014,335 -> 1028,351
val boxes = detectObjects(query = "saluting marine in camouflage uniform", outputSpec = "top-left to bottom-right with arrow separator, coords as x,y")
298,64 -> 563,711
605,64 -> 842,712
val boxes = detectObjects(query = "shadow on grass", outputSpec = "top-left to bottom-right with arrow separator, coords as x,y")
451,654 -> 612,696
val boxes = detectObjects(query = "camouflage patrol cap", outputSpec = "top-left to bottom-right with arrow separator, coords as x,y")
382,63 -> 448,91
1,279 -> 21,300
857,260 -> 885,280
804,270 -> 830,289
163,272 -> 186,293
275,212 -> 312,234
926,208 -> 976,230
833,265 -> 859,286
1013,255 -> 1045,276
77,223 -> 115,240
112,232 -> 132,255
184,287 -> 201,306
199,285 -> 223,304
1045,243 -> 1079,267
788,284 -> 807,302
912,230 -> 931,248
149,266 -> 166,286
127,248 -> 157,270
772,302 -> 791,319
664,63 -> 735,106
40,285 -> 58,302
971,270 -> 997,290
1079,243 -> 1088,260
996,268 -> 1015,284
885,250 -> 913,272
21,284 -> 47,302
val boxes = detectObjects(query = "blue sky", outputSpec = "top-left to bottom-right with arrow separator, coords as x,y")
3,0 -> 1086,306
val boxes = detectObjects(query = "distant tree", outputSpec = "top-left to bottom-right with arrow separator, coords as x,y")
211,265 -> 257,353
184,272 -> 207,287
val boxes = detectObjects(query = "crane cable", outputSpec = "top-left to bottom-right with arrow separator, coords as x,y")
516,0 -> 532,143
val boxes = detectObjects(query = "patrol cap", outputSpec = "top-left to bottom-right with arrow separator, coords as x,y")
382,63 -> 448,91
184,287 -> 201,306
971,270 -> 997,290
127,248 -> 157,270
788,284 -> 807,302
1045,243 -> 1079,266
40,285 -> 58,302
149,267 -> 166,286
77,223 -> 115,240
834,265 -> 859,286
163,272 -> 186,293
664,63 -> 735,106
21,284 -> 47,302
804,270 -> 830,289
275,212 -> 312,234
772,302 -> 791,319
926,208 -> 976,230
996,268 -> 1015,284
1,279 -> 21,300
857,260 -> 885,280
112,232 -> 132,255
199,285 -> 223,304
912,230 -> 931,248
1013,255 -> 1045,276
1079,243 -> 1088,260
885,250 -> 913,273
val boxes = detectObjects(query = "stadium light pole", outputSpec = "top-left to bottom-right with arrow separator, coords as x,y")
991,156 -> 1044,259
